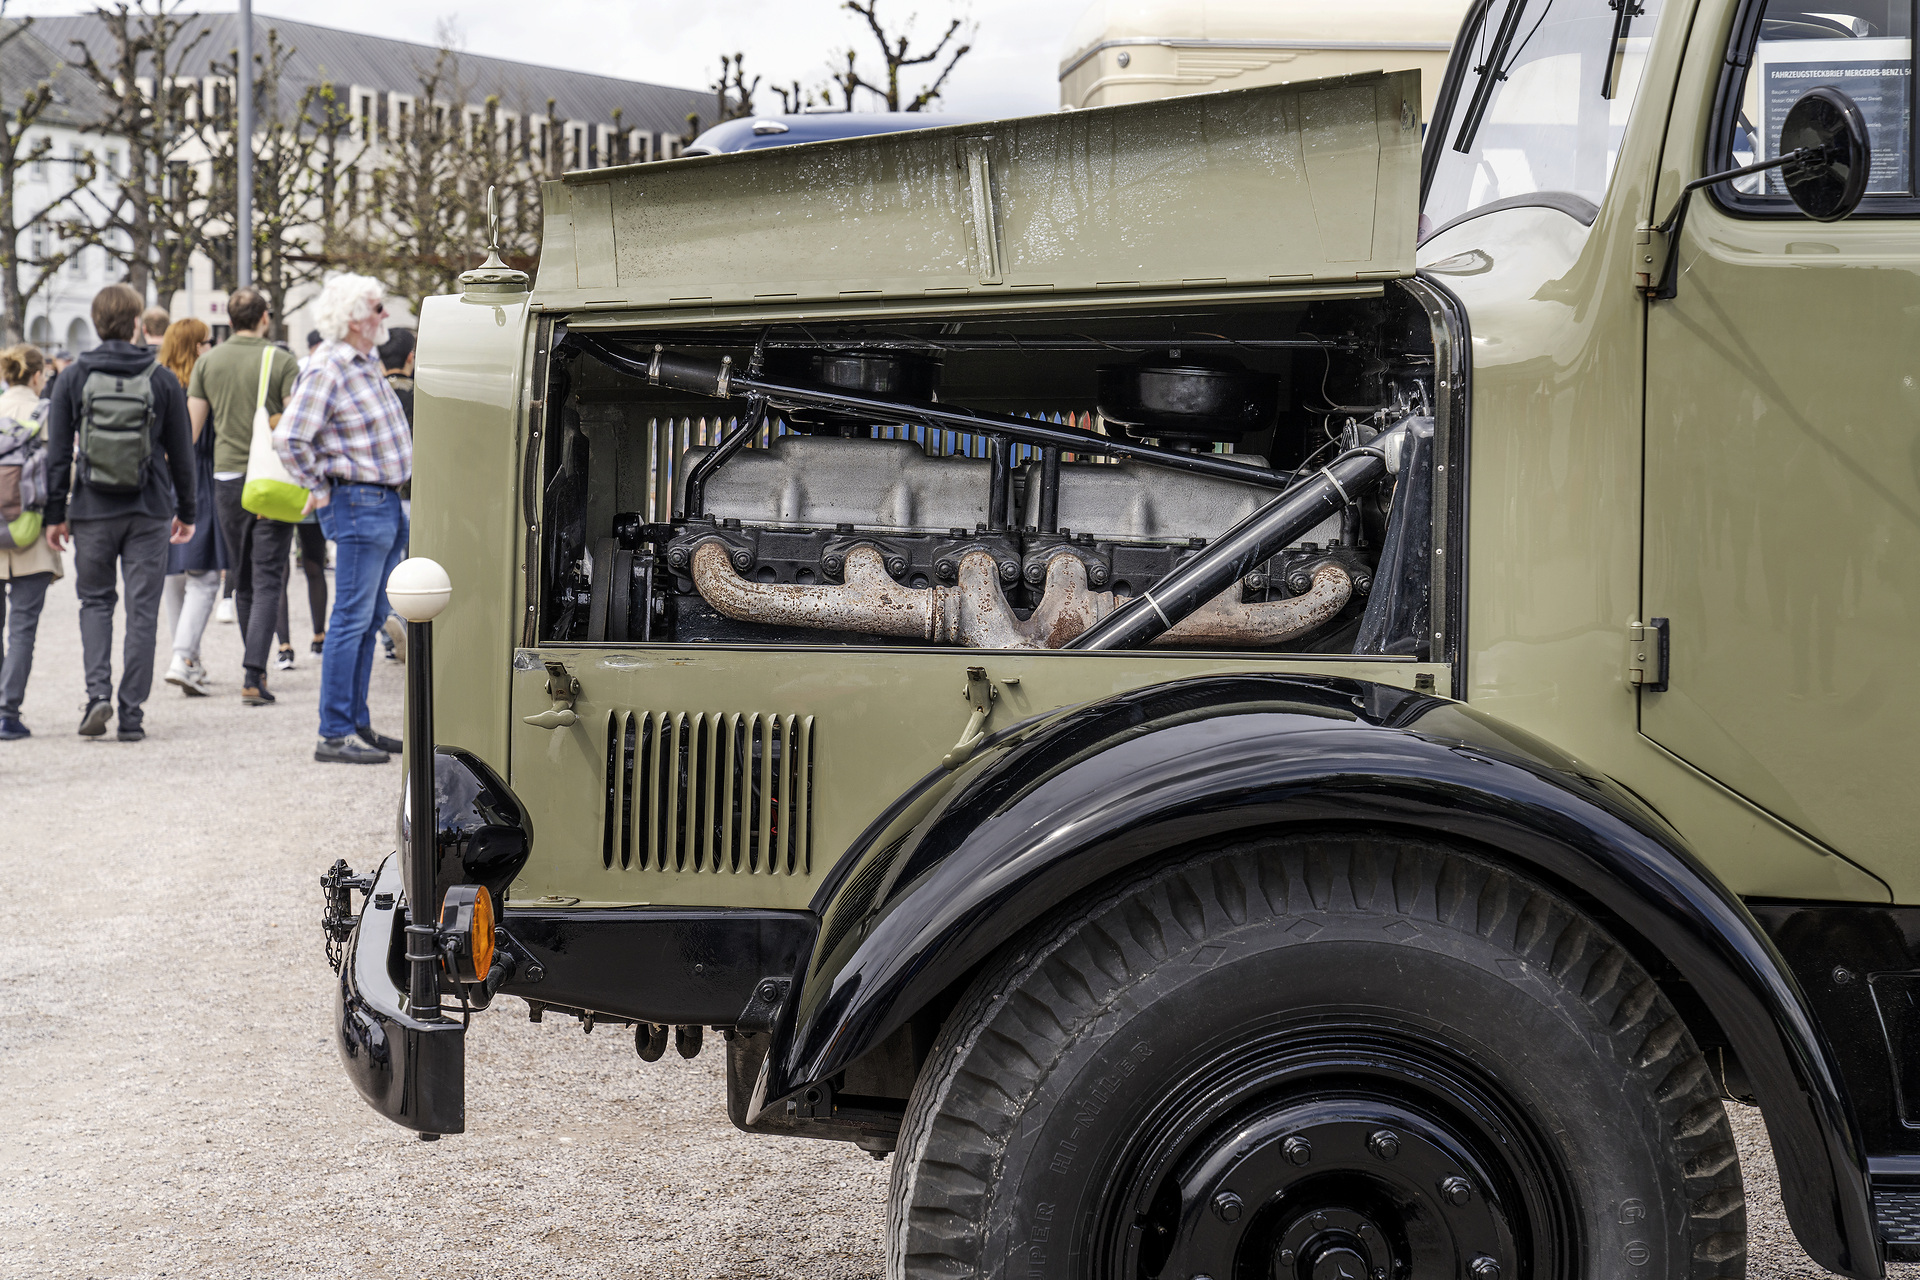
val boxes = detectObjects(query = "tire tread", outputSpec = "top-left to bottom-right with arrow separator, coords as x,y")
888,835 -> 1747,1280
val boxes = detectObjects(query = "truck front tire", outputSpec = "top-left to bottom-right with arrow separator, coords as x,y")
888,834 -> 1746,1280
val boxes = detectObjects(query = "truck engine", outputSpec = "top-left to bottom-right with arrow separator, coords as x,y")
535,287 -> 1447,659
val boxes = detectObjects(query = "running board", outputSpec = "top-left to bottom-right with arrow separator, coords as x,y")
1875,1185 -> 1920,1261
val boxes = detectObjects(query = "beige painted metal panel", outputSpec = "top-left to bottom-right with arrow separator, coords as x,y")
411,291 -> 530,778
1057,0 -> 1466,116
531,71 -> 1421,314
508,648 -> 1449,910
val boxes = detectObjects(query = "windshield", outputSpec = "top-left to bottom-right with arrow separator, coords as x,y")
1425,0 -> 1667,232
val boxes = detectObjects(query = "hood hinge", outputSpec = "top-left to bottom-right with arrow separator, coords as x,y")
1627,618 -> 1670,691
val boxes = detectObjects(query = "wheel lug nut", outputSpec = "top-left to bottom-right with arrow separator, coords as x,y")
1471,1257 -> 1501,1280
1372,1271 -> 1387,1280
1283,1136 -> 1312,1166
1441,1175 -> 1473,1206
1279,1251 -> 1296,1267
1211,1191 -> 1243,1223
1367,1129 -> 1400,1160
1310,1212 -> 1326,1228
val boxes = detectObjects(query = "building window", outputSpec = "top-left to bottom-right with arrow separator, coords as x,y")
29,142 -> 47,181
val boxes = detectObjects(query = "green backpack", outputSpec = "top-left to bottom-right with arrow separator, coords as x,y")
78,363 -> 158,494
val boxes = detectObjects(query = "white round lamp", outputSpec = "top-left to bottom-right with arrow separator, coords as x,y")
387,557 -> 453,623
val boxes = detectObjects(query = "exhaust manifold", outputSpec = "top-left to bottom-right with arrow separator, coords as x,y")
689,541 -> 1351,650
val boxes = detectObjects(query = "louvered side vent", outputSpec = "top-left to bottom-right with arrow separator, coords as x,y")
603,710 -> 815,875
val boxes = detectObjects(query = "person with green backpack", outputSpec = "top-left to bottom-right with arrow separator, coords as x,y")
43,284 -> 197,743
0,343 -> 59,740
187,286 -> 300,707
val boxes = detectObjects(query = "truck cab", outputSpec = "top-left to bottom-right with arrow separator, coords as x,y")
326,2 -> 1920,1276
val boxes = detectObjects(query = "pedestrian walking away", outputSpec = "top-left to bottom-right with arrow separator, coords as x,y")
277,274 -> 410,765
0,344 -> 62,740
137,306 -> 170,349
157,318 -> 224,697
188,287 -> 299,707
271,518 -> 329,670
42,284 -> 197,743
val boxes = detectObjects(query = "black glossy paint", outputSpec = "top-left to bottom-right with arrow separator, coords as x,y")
783,674 -> 1879,1279
497,908 -> 815,1026
400,747 -> 535,910
1750,902 -> 1920,1164
335,855 -> 465,1135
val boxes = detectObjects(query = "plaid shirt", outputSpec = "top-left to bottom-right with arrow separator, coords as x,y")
274,340 -> 412,492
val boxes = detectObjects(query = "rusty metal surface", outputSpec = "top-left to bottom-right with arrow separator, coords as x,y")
1156,562 -> 1352,647
691,539 -> 1348,650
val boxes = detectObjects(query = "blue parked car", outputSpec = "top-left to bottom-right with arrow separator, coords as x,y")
682,112 -> 976,156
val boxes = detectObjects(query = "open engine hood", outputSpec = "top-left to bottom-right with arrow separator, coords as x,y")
533,70 -> 1421,315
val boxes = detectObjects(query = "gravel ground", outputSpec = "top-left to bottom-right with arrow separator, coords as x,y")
0,569 -> 1900,1279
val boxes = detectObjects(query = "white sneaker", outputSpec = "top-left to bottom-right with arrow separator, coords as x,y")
166,657 -> 212,697
383,613 -> 407,663
215,596 -> 236,624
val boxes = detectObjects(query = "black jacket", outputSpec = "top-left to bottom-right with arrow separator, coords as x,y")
45,340 -> 195,526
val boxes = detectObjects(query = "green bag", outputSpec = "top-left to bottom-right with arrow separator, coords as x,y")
78,363 -> 157,493
240,346 -> 306,523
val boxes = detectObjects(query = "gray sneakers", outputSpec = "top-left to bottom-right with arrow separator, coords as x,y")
165,656 -> 212,697
316,736 -> 390,764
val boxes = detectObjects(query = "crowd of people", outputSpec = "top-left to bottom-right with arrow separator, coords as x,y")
0,273 -> 420,764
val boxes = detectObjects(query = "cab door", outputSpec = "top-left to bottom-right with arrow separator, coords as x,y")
1642,0 -> 1920,892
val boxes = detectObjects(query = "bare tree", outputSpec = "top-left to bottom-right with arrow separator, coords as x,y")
832,0 -> 972,112
0,5 -> 100,343
712,53 -> 759,123
366,46 -> 479,304
771,79 -> 806,114
197,27 -> 369,339
60,0 -> 213,298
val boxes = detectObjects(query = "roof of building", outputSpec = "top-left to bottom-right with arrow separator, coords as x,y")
28,12 -> 706,137
0,17 -> 114,129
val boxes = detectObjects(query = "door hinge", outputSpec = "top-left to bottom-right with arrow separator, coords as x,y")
1627,618 -> 1670,692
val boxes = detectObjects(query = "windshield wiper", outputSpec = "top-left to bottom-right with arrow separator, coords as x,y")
1452,0 -> 1531,153
1601,0 -> 1646,98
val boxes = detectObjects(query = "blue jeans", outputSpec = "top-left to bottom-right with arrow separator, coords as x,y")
316,484 -> 407,740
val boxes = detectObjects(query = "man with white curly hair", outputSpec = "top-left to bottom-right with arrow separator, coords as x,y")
273,273 -> 411,765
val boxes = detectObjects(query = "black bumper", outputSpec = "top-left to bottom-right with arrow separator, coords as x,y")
335,854 -> 465,1135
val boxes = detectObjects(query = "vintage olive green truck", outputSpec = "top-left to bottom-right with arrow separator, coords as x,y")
320,0 -> 1920,1276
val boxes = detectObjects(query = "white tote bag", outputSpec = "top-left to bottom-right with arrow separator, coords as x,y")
240,345 -> 306,522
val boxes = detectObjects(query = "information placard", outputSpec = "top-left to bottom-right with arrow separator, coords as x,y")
1755,37 -> 1911,194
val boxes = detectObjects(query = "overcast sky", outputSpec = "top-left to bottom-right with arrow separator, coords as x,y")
7,0 -> 1091,120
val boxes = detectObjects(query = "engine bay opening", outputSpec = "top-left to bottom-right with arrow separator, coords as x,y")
532,286 -> 1449,657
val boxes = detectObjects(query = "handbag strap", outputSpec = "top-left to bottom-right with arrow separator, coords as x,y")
255,345 -> 276,415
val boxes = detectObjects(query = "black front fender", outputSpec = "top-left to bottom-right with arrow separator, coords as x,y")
335,854 -> 465,1135
777,674 -> 1877,1279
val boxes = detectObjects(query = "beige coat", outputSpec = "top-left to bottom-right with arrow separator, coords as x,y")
0,384 -> 63,581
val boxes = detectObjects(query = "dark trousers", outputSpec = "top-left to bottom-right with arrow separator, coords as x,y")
213,477 -> 295,680
277,521 -> 329,643
71,513 -> 169,727
0,571 -> 54,717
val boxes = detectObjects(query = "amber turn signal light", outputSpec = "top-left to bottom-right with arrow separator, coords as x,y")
438,884 -> 495,984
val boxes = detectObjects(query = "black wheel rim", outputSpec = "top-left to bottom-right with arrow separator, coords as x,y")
1100,1021 -> 1577,1280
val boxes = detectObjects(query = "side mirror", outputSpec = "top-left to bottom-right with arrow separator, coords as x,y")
1649,86 -> 1872,298
1779,86 -> 1871,221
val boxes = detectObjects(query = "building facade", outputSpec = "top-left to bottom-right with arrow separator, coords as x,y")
10,12 -> 707,351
